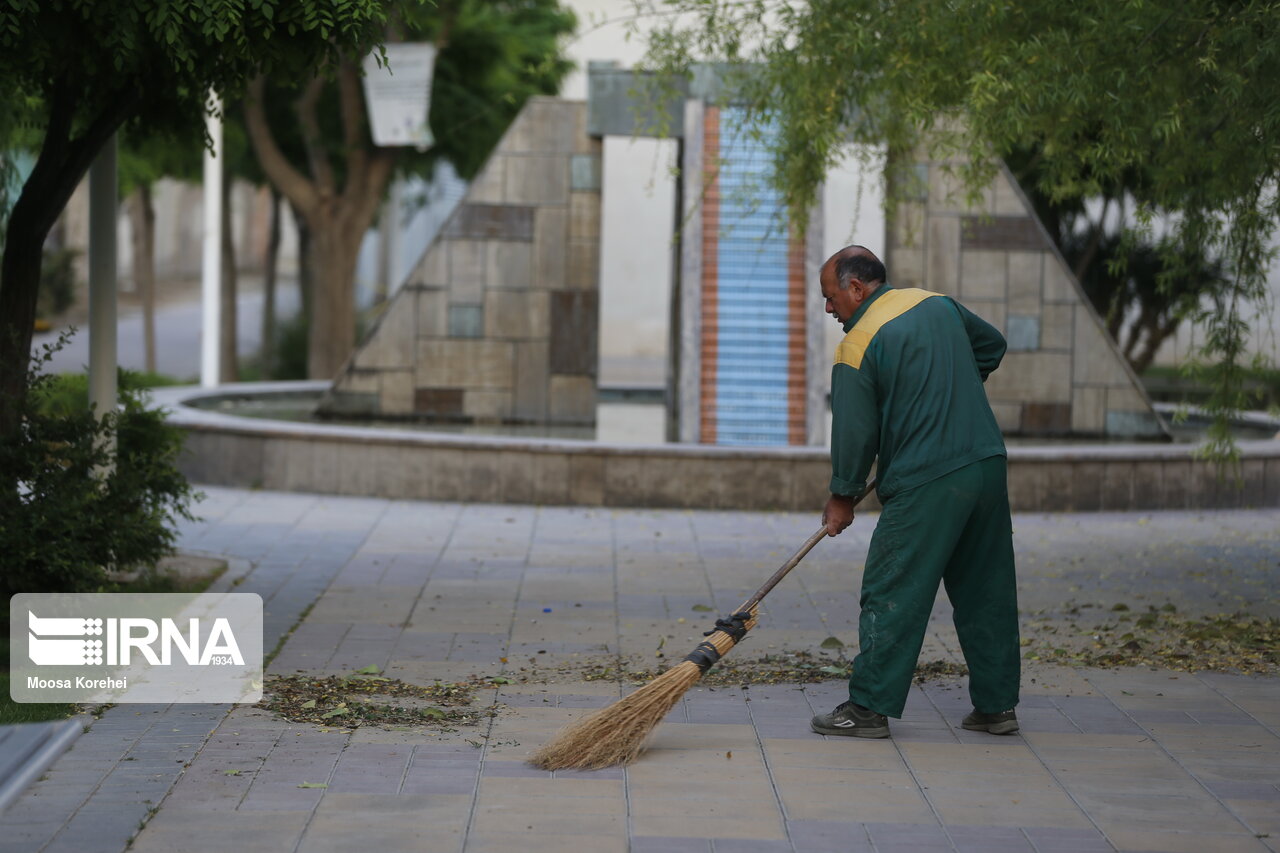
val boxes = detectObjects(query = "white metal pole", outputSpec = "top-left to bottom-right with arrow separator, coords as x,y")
87,134 -> 118,430
201,93 -> 223,388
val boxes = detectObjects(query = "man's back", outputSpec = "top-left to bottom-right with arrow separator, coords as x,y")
829,285 -> 1007,500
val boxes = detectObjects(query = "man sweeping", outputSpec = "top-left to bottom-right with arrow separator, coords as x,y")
812,245 -> 1021,739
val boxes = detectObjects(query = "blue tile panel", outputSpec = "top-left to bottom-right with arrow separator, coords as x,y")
712,107 -> 794,446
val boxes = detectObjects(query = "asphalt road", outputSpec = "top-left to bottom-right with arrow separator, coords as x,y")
31,279 -> 302,380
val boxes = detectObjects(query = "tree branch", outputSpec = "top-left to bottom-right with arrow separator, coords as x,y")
434,0 -> 456,51
338,58 -> 368,202
1072,194 -> 1111,282
243,76 -> 319,215
17,79 -> 76,215
347,148 -> 397,247
11,81 -> 138,244
1133,317 -> 1179,375
295,73 -> 335,198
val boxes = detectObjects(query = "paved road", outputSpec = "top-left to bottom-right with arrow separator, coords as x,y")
2,490 -> 1277,852
31,280 -> 301,380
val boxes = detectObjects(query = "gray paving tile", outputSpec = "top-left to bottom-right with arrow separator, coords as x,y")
631,838 -> 711,853
710,840 -> 793,852
482,762 -> 551,778
13,490 -> 1267,853
953,843 -> 1035,853
1021,825 -> 1112,846
0,843 -> 51,853
787,824 -> 875,853
1203,780 -> 1280,799
864,822 -> 949,843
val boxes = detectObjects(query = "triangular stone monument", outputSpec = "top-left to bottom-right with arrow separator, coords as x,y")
319,97 -> 602,426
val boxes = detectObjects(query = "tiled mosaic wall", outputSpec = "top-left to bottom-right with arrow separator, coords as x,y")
677,99 -> 827,447
887,160 -> 1166,438
321,98 -> 601,425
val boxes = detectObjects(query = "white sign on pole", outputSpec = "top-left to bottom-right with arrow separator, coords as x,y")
362,43 -> 437,148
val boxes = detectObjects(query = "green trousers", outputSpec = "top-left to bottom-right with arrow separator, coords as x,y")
848,455 -> 1020,718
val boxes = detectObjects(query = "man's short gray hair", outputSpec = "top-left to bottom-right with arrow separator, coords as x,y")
833,252 -> 886,290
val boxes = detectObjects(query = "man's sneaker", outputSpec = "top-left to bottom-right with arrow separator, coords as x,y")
810,701 -> 890,738
961,708 -> 1020,735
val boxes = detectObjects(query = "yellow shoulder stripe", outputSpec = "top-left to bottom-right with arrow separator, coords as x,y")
834,288 -> 940,369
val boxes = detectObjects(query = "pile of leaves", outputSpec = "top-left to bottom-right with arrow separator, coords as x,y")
1022,605 -> 1279,675
260,667 -> 507,729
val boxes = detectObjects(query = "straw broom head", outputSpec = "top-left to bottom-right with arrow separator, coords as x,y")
528,620 -> 752,770
528,518 -> 855,771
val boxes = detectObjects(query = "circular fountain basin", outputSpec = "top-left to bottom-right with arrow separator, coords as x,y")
153,382 -> 1280,512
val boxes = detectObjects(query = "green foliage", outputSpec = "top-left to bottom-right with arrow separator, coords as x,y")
1004,145 -> 1231,376
0,0 -> 395,451
238,0 -> 573,377
118,127 -> 203,199
251,0 -> 575,185
0,0 -> 389,144
423,0 -> 577,179
637,0 -> 1280,460
263,313 -> 311,381
0,335 -> 200,597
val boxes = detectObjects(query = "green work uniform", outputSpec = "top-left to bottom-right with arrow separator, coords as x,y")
830,283 -> 1020,718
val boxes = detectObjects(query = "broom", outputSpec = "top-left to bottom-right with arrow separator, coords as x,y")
528,479 -> 877,770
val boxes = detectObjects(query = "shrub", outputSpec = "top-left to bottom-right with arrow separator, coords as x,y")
36,247 -> 79,319
240,312 -> 309,382
0,335 -> 200,597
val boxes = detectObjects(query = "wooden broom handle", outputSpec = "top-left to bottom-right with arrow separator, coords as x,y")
736,478 -> 878,614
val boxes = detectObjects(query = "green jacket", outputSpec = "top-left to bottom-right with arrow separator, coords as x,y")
830,284 -> 1007,501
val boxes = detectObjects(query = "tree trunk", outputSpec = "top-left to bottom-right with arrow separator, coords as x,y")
1122,309 -> 1148,362
260,189 -> 281,379
1072,195 -> 1111,282
1131,318 -> 1180,375
0,80 -> 134,477
0,221 -> 46,440
291,202 -> 313,333
219,172 -> 238,382
241,69 -> 396,380
1106,305 -> 1125,342
129,184 -> 158,373
2,145 -> 99,437
305,207 -> 363,379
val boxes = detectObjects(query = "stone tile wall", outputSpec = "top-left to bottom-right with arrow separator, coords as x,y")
320,98 -> 601,425
887,159 -> 1166,439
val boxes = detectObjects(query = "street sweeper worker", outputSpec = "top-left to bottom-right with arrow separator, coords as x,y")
811,245 -> 1021,740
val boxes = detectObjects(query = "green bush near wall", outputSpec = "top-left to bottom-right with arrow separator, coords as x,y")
0,338 -> 200,598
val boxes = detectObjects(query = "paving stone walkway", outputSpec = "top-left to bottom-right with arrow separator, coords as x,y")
2,488 -> 1276,853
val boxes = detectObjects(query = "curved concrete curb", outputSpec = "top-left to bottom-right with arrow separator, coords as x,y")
0,716 -> 87,814
153,382 -> 1280,512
